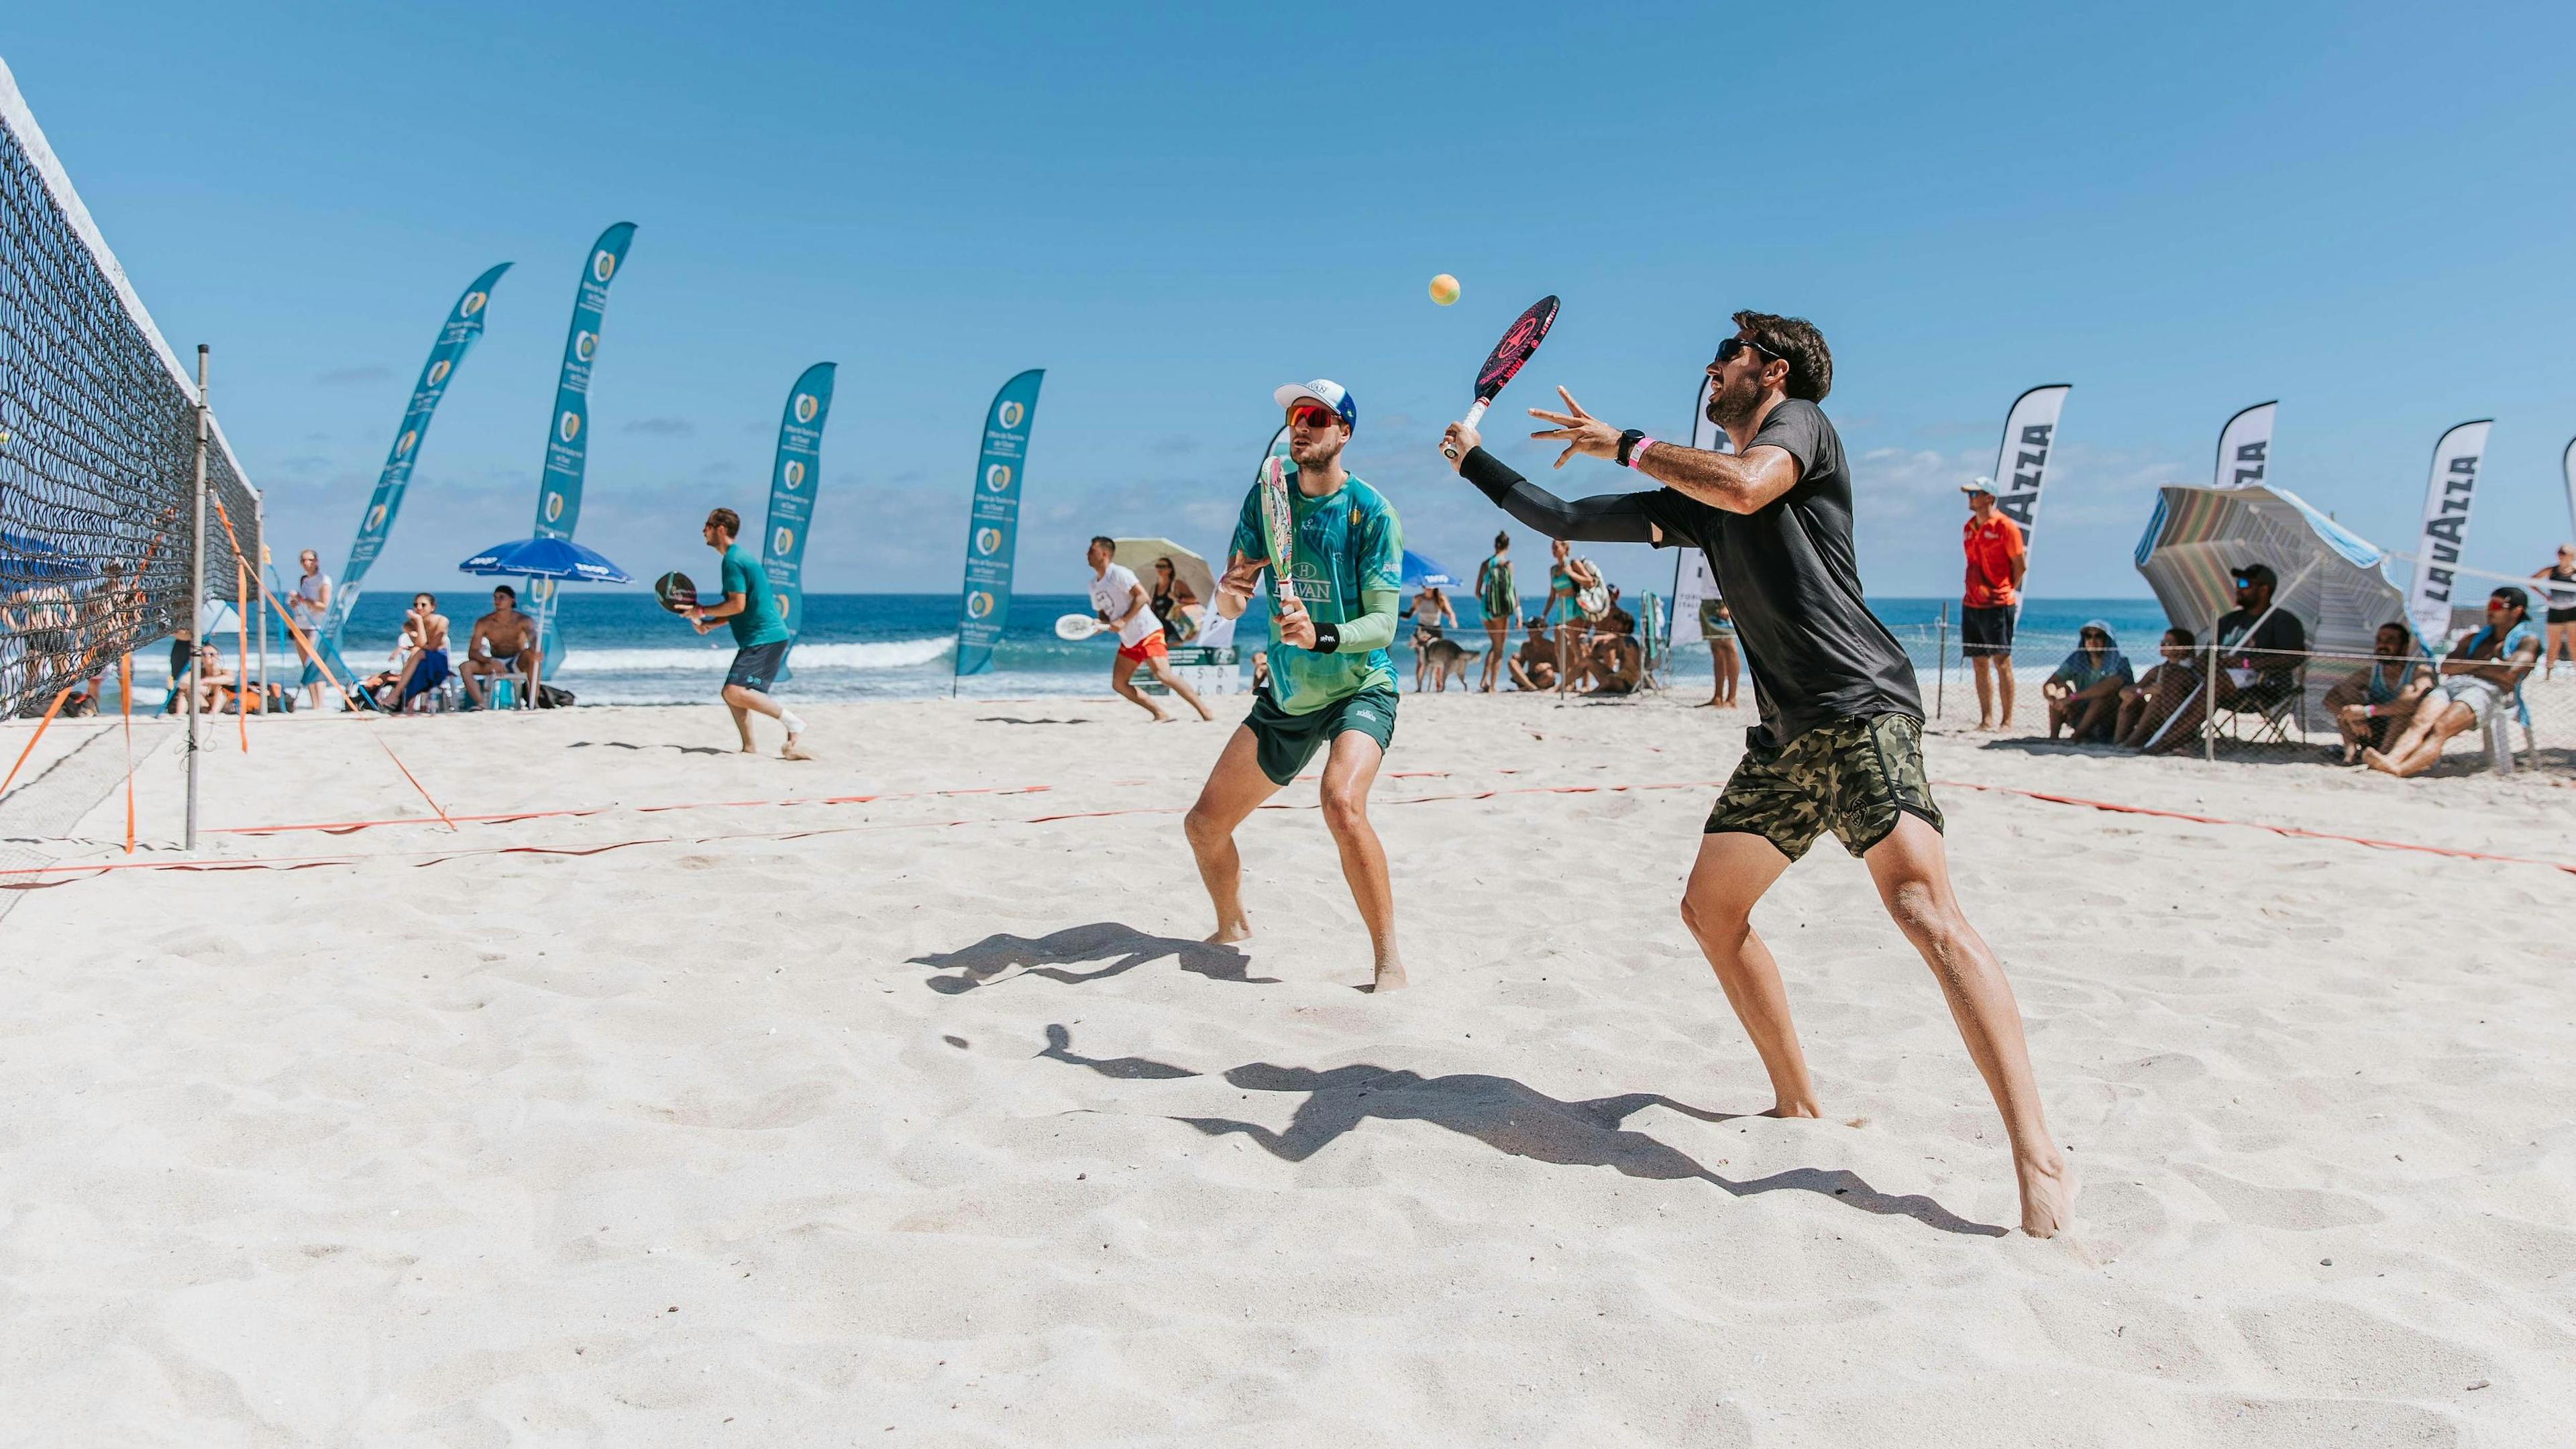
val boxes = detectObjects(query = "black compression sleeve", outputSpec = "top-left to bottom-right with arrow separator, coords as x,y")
1458,447 -> 1660,545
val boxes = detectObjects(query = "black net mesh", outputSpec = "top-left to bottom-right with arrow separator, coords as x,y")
1,101 -> 258,717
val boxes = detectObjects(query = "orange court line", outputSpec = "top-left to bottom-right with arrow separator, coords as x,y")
1933,778 -> 2576,878
206,784 -> 1054,837
12,774 -> 2569,887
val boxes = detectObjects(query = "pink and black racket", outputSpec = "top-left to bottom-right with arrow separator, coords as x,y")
1442,294 -> 1560,459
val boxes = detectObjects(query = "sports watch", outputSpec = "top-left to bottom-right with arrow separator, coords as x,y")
1615,429 -> 1646,467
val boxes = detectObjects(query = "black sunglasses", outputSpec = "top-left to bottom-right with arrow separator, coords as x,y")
1709,336 -> 1781,371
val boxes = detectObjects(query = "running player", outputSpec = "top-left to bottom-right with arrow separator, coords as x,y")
1441,311 -> 2074,1236
1185,379 -> 1407,991
684,507 -> 812,759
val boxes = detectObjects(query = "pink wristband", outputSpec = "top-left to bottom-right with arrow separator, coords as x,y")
1627,437 -> 1656,470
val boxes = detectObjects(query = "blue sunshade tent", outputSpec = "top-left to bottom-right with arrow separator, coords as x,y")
0,529 -> 95,584
1401,549 -> 1460,591
458,536 -> 631,584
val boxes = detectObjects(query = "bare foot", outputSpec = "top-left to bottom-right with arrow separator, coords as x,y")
2017,1148 -> 2079,1238
1368,957 -> 1409,992
2361,746 -> 2394,775
1205,919 -> 1253,946
1760,1101 -> 1822,1119
781,737 -> 814,761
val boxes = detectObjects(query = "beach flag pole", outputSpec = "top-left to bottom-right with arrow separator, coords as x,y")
184,345 -> 208,851
1934,602 -> 1947,721
252,493 -> 268,710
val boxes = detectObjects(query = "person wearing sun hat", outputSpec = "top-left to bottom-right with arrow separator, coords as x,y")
2041,619 -> 2132,742
1185,378 -> 1409,991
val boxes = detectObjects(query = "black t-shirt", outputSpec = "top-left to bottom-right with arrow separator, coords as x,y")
1635,400 -> 1922,745
2214,605 -> 2306,681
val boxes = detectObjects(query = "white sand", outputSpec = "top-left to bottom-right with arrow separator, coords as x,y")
2,693 -> 2570,1444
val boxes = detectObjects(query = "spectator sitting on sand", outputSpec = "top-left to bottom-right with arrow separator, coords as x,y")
1507,615 -> 1557,691
191,643 -> 237,714
2323,621 -> 2431,765
2113,627 -> 2196,749
2365,587 -> 2541,777
2042,621 -> 2131,742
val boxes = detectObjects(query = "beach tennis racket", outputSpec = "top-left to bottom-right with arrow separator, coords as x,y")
1442,294 -> 1560,459
1055,613 -> 1111,641
653,570 -> 698,614
1258,453 -> 1297,604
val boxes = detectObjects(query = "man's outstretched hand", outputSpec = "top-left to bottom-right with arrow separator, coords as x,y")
1527,386 -> 1623,470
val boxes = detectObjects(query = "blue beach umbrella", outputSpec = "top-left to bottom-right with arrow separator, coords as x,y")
458,536 -> 632,584
1401,549 -> 1460,591
0,529 -> 96,585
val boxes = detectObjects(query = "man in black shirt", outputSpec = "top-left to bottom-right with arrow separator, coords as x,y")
2141,562 -> 2309,754
1440,309 -> 2072,1238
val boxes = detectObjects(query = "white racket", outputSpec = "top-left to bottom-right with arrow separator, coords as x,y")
1055,614 -> 1110,641
1259,453 -> 1297,605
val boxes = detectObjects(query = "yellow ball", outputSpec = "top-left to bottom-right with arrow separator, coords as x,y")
1429,273 -> 1460,306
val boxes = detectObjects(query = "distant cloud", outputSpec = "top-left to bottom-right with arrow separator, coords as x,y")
316,365 -> 390,386
623,417 -> 695,437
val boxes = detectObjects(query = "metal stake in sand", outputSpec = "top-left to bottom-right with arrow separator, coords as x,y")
186,344 -> 208,851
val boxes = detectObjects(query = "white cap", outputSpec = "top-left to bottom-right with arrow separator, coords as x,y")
1960,476 -> 1997,495
1272,378 -> 1356,429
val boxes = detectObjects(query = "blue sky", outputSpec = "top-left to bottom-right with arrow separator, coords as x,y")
11,2 -> 2575,600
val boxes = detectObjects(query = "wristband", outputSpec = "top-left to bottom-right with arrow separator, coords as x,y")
1614,428 -> 1644,466
1311,621 -> 1340,653
1628,437 -> 1656,471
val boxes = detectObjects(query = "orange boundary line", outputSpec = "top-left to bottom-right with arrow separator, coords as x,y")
1933,779 -> 2576,877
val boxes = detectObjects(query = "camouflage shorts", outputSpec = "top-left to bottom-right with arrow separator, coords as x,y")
1706,713 -> 1943,860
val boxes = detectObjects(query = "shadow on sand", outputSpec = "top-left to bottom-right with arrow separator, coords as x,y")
1038,1024 -> 2006,1236
568,740 -> 732,756
916,922 -> 1276,995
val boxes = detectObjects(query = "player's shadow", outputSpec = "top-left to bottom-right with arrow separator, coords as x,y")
1038,1024 -> 2005,1237
568,740 -> 731,756
917,923 -> 1275,995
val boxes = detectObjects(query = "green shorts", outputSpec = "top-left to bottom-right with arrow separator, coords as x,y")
1707,713 -> 1943,860
1244,684 -> 1397,786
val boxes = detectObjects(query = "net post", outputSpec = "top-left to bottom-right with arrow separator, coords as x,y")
252,493 -> 268,709
186,345 -> 209,851
2203,637 -> 2218,763
1935,602 -> 1948,721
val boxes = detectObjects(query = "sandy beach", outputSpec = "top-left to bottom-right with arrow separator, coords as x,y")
2,693 -> 2571,1444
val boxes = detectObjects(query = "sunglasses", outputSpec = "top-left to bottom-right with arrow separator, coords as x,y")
1287,403 -> 1342,429
1708,336 -> 1780,371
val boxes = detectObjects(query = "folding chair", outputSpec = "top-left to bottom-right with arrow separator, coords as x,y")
2210,661 -> 2308,749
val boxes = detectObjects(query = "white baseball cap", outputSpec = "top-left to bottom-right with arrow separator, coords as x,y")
1273,378 -> 1357,429
1959,476 -> 1998,495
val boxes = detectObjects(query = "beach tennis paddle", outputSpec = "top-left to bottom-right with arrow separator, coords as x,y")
653,571 -> 698,614
1055,613 -> 1112,641
1442,294 -> 1560,460
1258,453 -> 1298,605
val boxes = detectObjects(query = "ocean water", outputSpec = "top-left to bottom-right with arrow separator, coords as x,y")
164,591 -> 2166,706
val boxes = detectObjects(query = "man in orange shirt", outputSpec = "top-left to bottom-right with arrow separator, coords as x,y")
1959,476 -> 2026,730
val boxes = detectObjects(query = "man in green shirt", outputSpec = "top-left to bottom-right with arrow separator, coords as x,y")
1185,379 -> 1407,991
684,506 -> 812,759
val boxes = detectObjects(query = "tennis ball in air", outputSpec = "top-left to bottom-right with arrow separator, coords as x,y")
1429,273 -> 1460,306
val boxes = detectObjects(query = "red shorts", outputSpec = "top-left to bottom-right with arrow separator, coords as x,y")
1116,632 -> 1168,664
